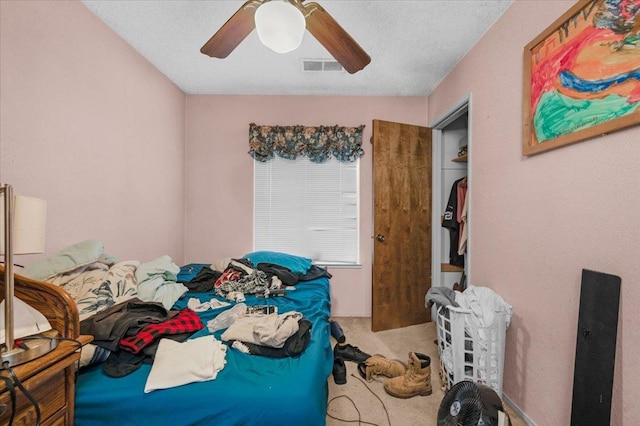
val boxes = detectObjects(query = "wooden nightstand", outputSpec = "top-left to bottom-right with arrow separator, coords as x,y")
1,266 -> 93,426
0,335 -> 93,426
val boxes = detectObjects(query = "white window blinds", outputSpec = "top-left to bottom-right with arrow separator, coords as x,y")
254,156 -> 359,265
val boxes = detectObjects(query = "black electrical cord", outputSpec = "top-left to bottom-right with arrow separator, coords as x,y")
20,335 -> 84,377
47,336 -> 83,353
0,375 -> 16,425
52,337 -> 84,375
326,373 -> 392,426
0,261 -> 26,268
2,361 -> 41,426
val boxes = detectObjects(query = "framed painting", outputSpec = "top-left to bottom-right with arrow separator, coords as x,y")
523,0 -> 640,156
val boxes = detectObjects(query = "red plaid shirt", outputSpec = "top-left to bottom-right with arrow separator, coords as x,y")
119,308 -> 204,354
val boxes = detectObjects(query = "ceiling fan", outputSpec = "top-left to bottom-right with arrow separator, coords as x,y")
200,0 -> 371,74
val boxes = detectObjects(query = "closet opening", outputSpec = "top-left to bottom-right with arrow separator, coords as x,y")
429,95 -> 471,320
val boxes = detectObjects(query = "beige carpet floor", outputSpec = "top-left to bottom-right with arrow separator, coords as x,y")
326,317 -> 526,426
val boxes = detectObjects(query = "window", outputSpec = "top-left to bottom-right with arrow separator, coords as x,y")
254,156 -> 359,265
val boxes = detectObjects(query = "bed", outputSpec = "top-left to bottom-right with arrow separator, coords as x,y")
13,241 -> 334,426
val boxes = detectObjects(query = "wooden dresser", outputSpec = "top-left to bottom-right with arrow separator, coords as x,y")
0,266 -> 90,425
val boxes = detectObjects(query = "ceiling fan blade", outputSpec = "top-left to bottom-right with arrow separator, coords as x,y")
303,2 -> 371,74
201,0 -> 265,58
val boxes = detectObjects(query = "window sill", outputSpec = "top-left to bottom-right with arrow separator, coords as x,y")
314,263 -> 362,269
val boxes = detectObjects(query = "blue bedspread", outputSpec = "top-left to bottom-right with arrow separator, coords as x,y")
74,277 -> 333,426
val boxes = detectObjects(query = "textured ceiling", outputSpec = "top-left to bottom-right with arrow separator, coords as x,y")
81,0 -> 514,96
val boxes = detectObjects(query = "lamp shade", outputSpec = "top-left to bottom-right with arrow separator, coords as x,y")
254,0 -> 306,54
0,194 -> 46,255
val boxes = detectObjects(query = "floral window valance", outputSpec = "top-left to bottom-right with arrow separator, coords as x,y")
248,123 -> 365,163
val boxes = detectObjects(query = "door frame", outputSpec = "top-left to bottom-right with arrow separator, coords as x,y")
429,93 -> 473,287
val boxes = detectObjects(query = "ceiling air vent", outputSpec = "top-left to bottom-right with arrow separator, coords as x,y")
301,59 -> 344,72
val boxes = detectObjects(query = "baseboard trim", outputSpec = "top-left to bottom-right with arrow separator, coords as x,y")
503,393 -> 537,426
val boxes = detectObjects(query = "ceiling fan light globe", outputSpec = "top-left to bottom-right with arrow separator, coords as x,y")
254,1 -> 306,54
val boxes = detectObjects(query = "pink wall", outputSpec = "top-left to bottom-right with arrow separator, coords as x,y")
184,95 -> 427,316
428,1 -> 640,424
0,1 -> 186,263
5,1 -> 638,423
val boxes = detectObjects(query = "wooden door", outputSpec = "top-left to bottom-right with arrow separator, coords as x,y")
371,120 -> 432,332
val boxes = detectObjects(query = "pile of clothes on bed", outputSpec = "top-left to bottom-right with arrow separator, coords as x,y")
21,239 -> 187,318
177,256 -> 330,298
20,239 -> 197,369
19,239 -> 331,392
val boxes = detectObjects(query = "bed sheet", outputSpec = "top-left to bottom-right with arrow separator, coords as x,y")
74,276 -> 333,426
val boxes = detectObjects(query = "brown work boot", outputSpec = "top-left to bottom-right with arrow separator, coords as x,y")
357,355 -> 407,382
383,352 -> 432,398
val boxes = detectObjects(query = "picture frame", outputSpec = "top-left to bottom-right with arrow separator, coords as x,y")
522,0 -> 640,156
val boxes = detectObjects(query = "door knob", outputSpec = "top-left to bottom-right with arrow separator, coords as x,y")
376,234 -> 385,242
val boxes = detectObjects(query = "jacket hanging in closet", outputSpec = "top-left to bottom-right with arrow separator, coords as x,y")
442,177 -> 467,267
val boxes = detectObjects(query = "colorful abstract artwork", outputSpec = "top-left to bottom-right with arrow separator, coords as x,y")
523,0 -> 640,155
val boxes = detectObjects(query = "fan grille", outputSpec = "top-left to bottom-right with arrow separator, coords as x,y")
437,381 -> 497,426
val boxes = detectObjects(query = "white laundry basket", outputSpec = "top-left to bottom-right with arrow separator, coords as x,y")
435,304 -> 507,397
